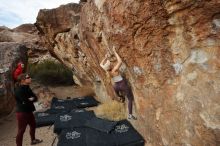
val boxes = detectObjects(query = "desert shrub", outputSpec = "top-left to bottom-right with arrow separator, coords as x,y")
94,100 -> 126,121
28,60 -> 74,86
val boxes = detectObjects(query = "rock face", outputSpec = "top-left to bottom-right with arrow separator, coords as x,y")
0,43 -> 28,116
0,24 -> 53,63
35,1 -> 220,145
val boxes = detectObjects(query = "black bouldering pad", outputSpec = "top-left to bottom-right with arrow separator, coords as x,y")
57,128 -> 87,146
72,96 -> 99,108
57,120 -> 144,146
34,111 -> 58,127
85,128 -> 116,146
46,107 -> 70,114
85,117 -> 117,133
51,97 -> 76,111
54,110 -> 95,134
112,120 -> 144,146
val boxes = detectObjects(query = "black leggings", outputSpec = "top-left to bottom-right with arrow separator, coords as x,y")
113,79 -> 134,114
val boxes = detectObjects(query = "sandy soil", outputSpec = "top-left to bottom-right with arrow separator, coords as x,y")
0,85 -> 95,146
0,114 -> 57,146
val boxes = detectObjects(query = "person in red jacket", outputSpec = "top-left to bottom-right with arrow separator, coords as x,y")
13,61 -> 24,82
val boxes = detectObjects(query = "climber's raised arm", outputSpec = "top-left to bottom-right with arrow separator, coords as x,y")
111,47 -> 122,73
100,53 -> 111,71
100,54 -> 108,66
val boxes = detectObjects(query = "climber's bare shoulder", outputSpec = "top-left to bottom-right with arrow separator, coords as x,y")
110,70 -> 119,77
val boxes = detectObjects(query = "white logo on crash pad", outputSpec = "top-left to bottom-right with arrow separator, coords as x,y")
38,113 -> 49,117
60,115 -> 72,122
55,106 -> 65,109
74,109 -> 84,113
66,131 -> 81,139
115,124 -> 129,133
80,102 -> 89,105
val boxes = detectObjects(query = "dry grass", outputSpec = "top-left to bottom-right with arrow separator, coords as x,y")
94,100 -> 126,121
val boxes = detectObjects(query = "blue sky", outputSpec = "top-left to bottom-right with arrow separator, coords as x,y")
0,0 -> 79,28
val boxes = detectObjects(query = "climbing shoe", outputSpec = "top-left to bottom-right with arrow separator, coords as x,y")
119,96 -> 125,103
31,139 -> 43,145
128,114 -> 137,120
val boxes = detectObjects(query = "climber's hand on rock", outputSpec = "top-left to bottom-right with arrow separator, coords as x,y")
112,46 -> 116,53
105,52 -> 111,58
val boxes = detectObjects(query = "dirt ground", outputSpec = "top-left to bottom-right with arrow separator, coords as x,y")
0,85 -> 95,146
0,114 -> 57,146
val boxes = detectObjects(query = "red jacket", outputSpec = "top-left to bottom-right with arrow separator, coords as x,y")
13,63 -> 23,81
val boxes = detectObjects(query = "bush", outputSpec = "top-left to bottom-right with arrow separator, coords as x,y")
95,100 -> 126,121
28,60 -> 74,86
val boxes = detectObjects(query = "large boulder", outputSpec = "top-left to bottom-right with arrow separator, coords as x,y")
35,3 -> 89,86
0,42 -> 28,116
35,0 -> 220,145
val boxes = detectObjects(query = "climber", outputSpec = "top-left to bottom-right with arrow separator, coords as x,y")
100,46 -> 137,120
14,73 -> 43,146
13,61 -> 24,82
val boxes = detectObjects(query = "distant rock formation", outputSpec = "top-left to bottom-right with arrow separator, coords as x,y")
0,42 -> 28,116
0,24 -> 53,63
29,0 -> 220,145
0,26 -> 10,32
